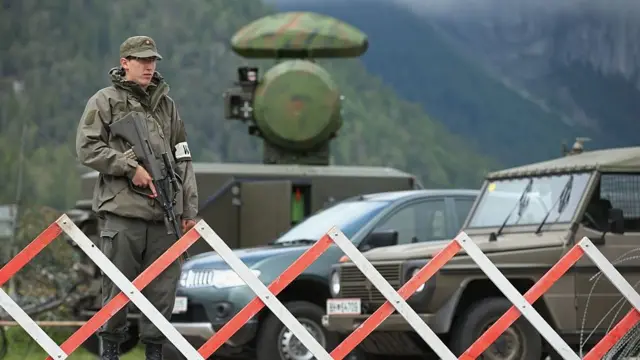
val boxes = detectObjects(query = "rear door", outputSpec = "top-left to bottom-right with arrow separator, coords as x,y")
372,197 -> 451,245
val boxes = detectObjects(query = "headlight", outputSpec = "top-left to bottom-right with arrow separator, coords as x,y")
330,270 -> 340,296
179,268 -> 261,289
411,268 -> 425,293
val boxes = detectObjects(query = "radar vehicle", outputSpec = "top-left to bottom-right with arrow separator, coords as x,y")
65,11 -> 420,357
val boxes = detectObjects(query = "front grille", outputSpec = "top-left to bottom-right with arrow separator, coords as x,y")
339,263 -> 402,303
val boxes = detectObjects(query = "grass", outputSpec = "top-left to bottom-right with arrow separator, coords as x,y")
1,327 -> 145,359
5,346 -> 145,360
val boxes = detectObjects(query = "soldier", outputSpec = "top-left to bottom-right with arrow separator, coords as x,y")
76,36 -> 199,360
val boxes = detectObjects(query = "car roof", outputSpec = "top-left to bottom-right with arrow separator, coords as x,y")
354,189 -> 479,202
487,146 -> 640,180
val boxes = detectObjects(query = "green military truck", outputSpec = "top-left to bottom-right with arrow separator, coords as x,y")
66,9 -> 420,257
64,10 -> 424,357
325,144 -> 640,360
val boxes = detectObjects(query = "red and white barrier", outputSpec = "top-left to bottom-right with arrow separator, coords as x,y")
0,214 -> 638,359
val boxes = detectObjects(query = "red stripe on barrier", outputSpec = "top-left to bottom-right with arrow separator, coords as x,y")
0,220 -> 62,287
583,309 -> 640,360
459,245 -> 585,359
45,227 -> 202,360
330,240 -> 463,360
198,234 -> 333,358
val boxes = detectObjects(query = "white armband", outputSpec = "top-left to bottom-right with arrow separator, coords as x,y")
174,142 -> 192,161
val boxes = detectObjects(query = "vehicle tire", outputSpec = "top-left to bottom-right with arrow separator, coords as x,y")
449,297 -> 542,360
256,300 -> 339,360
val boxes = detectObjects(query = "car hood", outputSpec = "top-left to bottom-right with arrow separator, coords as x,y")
360,231 -> 568,262
361,239 -> 453,262
182,242 -> 311,269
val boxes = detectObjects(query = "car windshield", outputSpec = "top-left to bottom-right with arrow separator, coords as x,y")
275,200 -> 390,243
467,172 -> 591,229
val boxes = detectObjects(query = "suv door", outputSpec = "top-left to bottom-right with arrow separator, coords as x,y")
371,197 -> 453,245
575,173 -> 640,332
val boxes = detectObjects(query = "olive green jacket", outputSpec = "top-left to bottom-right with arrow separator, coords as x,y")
76,67 -> 198,222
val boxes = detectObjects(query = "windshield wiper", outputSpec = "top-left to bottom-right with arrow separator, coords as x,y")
490,178 -> 534,241
535,175 -> 573,235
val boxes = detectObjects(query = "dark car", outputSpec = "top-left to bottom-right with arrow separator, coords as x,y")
168,189 -> 479,360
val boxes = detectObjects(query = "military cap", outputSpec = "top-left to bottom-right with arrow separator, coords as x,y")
119,36 -> 163,60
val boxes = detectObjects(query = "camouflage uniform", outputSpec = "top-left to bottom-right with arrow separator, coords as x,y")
75,36 -> 198,358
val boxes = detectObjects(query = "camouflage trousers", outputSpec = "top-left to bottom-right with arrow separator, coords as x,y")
97,212 -> 181,345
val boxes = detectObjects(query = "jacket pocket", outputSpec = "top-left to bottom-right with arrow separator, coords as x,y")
96,176 -> 129,209
100,229 -> 119,240
99,229 -> 119,263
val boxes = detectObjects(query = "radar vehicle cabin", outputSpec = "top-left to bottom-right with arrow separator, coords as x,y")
65,12 -> 419,357
325,142 -> 640,360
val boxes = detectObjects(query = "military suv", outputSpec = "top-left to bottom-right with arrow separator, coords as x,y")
169,188 -> 478,360
324,146 -> 640,360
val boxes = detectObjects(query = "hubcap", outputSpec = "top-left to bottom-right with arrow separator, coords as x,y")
278,317 -> 326,360
480,320 -> 525,360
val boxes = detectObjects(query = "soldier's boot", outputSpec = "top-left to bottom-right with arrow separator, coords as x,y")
145,343 -> 163,360
101,340 -> 120,360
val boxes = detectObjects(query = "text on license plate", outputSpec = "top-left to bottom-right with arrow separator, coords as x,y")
172,296 -> 188,314
326,298 -> 361,315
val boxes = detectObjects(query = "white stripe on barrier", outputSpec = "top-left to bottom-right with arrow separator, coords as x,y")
327,227 -> 458,360
578,237 -> 640,312
0,288 -> 68,359
56,215 -> 205,360
455,232 -> 580,360
196,222 -> 333,360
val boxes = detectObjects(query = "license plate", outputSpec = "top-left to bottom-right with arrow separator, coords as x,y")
173,296 -> 188,314
326,298 -> 361,315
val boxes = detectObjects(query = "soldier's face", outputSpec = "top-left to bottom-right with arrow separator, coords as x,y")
121,57 -> 157,87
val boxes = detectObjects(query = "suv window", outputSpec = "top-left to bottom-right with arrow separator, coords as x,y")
373,199 -> 448,245
594,173 -> 640,232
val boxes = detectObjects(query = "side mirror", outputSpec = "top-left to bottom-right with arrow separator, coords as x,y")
608,208 -> 625,234
360,230 -> 398,252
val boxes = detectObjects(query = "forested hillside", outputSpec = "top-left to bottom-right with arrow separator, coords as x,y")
0,0 -> 498,217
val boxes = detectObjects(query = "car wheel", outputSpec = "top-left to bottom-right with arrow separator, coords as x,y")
449,297 -> 542,360
256,301 -> 339,360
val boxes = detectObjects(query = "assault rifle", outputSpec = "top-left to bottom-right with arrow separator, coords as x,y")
109,111 -> 186,248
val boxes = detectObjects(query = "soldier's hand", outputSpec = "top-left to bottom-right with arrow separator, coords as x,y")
133,166 -> 157,198
182,219 -> 196,233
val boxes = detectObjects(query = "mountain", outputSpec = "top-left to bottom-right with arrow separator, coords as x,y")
271,0 -> 640,163
0,0 -> 496,212
416,0 -> 640,144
